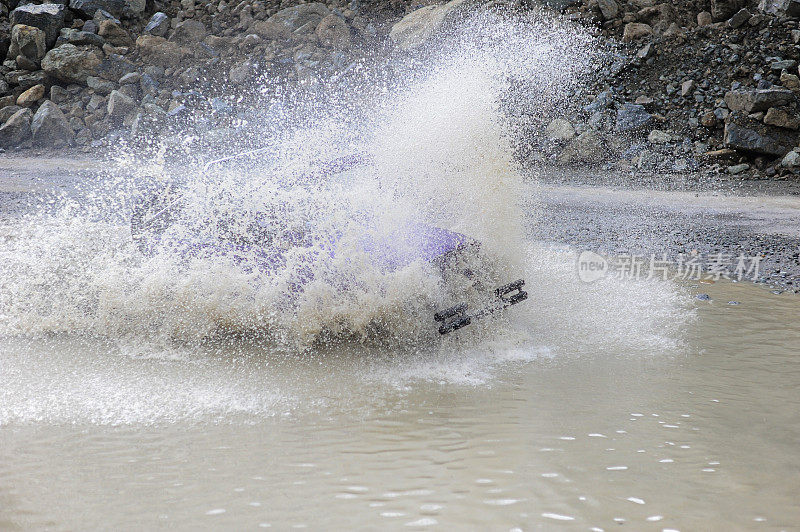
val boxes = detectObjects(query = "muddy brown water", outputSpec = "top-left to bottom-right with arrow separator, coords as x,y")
1,278 -> 799,531
2,158 -> 799,530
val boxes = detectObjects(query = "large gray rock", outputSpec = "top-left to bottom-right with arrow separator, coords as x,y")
87,75 -> 116,95
106,89 -> 136,120
49,85 -> 70,103
41,43 -> 103,85
724,111 -> 797,156
728,7 -> 751,28
135,35 -> 187,68
0,105 -> 22,124
269,3 -> 330,34
7,25 -> 47,64
98,19 -> 132,47
15,71 -> 49,91
31,100 -> 73,146
63,29 -> 106,47
143,12 -> 170,37
724,88 -> 794,113
69,0 -> 125,19
615,103 -> 653,132
764,107 -> 800,129
559,128 -> 604,164
0,108 -> 33,148
781,149 -> 800,167
10,3 -> 66,49
758,0 -> 800,17
389,0 -> 478,51
249,20 -> 290,41
622,22 -> 652,41
711,0 -> 745,20
315,14 -> 351,49
170,20 -> 207,45
125,0 -> 146,15
597,0 -> 619,19
544,118 -> 575,141
130,102 -> 166,137
95,53 -> 136,81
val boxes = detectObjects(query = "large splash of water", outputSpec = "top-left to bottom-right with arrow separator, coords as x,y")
0,9 -> 685,359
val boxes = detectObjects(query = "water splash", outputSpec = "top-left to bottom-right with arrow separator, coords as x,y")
0,10 -> 646,353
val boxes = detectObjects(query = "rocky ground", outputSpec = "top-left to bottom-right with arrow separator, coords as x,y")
529,173 -> 800,293
3,0 -> 800,182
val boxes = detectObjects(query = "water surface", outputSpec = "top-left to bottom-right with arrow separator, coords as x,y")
2,278 -> 798,531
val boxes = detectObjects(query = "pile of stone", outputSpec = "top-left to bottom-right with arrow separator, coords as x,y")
0,0 -> 405,151
557,0 -> 800,178
4,0 -> 800,182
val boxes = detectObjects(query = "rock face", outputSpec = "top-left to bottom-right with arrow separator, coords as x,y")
724,112 -> 797,156
69,0 -> 125,19
31,100 -> 74,147
10,3 -> 66,49
389,0 -> 477,51
8,25 -> 47,65
270,3 -> 330,34
144,12 -> 170,37
41,44 -> 103,85
724,88 -> 794,113
0,108 -> 33,148
758,0 -> 800,17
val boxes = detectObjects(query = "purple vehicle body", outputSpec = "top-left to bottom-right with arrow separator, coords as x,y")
131,154 -> 525,335
173,221 -> 473,277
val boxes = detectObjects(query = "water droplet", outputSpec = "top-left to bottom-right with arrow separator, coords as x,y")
405,518 -> 437,526
541,513 -> 575,521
